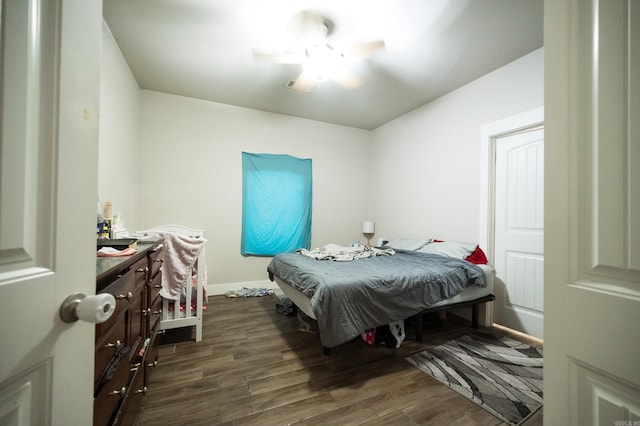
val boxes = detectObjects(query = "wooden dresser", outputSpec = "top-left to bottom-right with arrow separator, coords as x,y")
94,239 -> 165,426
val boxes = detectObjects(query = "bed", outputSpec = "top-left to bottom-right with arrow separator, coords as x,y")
137,225 -> 207,342
267,239 -> 495,354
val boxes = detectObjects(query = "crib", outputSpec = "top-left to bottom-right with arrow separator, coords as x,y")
138,225 -> 207,342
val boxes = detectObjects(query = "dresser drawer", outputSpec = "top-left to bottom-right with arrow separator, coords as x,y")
112,366 -> 144,426
131,257 -> 149,286
147,271 -> 162,308
146,292 -> 162,336
144,328 -> 161,387
129,281 -> 146,359
93,352 -> 131,426
95,259 -> 146,342
148,243 -> 164,280
95,316 -> 127,387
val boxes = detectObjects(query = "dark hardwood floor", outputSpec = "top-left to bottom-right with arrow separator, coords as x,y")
134,295 -> 543,425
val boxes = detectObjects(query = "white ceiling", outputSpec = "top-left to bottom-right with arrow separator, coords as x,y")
103,0 -> 543,130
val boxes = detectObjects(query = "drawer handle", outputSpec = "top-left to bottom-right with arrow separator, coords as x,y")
153,309 -> 162,315
153,284 -> 162,289
136,266 -> 149,273
154,258 -> 163,264
147,360 -> 158,368
109,387 -> 127,396
135,386 -> 148,395
105,340 -> 123,350
117,292 -> 133,301
142,308 -> 151,316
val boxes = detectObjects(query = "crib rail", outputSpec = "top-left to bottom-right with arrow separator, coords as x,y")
159,261 -> 204,340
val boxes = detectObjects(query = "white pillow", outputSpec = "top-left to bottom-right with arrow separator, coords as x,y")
384,238 -> 430,251
417,241 -> 478,259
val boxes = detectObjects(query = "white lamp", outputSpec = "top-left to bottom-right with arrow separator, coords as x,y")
362,221 -> 375,246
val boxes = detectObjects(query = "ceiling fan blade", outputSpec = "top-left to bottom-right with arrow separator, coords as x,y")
332,71 -> 364,90
252,49 -> 303,64
291,71 -> 318,93
342,40 -> 386,59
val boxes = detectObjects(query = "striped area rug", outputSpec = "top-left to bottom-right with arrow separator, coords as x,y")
406,331 -> 543,425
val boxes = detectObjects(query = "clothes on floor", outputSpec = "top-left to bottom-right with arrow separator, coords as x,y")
225,287 -> 274,298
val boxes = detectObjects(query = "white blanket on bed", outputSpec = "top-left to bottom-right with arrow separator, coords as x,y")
154,232 -> 207,301
296,244 -> 395,261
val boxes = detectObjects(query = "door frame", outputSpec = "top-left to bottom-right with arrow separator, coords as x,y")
478,107 -> 544,327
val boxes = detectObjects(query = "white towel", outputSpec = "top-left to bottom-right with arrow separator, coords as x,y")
154,232 -> 207,301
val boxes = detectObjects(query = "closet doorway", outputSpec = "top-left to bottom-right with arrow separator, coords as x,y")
479,108 -> 544,339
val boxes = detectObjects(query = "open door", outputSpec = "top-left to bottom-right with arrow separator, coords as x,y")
493,127 -> 544,339
545,0 -> 640,422
0,0 -> 101,424
479,107 -> 544,331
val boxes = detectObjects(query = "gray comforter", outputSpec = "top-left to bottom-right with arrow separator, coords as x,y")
267,249 -> 486,348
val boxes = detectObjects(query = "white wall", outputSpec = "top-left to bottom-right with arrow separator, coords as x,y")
99,36 -> 543,292
369,48 -> 544,245
98,23 -> 141,233
137,91 -> 371,291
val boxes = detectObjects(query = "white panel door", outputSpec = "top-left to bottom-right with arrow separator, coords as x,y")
493,128 -> 544,339
545,0 -> 640,423
0,1 -> 100,425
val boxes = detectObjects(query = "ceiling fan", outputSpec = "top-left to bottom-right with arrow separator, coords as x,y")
252,9 -> 386,93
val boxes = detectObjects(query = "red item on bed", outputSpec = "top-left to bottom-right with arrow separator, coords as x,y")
430,239 -> 488,265
466,246 -> 488,264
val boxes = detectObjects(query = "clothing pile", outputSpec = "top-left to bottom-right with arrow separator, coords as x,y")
275,297 -> 297,316
362,320 -> 406,348
296,243 -> 395,262
225,287 -> 274,298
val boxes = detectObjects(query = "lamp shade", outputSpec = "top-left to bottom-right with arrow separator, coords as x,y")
362,221 -> 375,234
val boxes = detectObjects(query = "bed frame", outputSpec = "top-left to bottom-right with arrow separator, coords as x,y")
413,294 -> 495,342
138,225 -> 206,342
273,262 -> 495,355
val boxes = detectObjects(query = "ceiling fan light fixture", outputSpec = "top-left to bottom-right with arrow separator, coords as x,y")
301,42 -> 342,81
252,9 -> 385,92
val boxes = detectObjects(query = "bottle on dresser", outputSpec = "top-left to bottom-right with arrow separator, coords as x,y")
97,197 -> 104,237
102,200 -> 113,239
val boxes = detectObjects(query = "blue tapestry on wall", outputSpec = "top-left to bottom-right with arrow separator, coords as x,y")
241,152 -> 312,256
